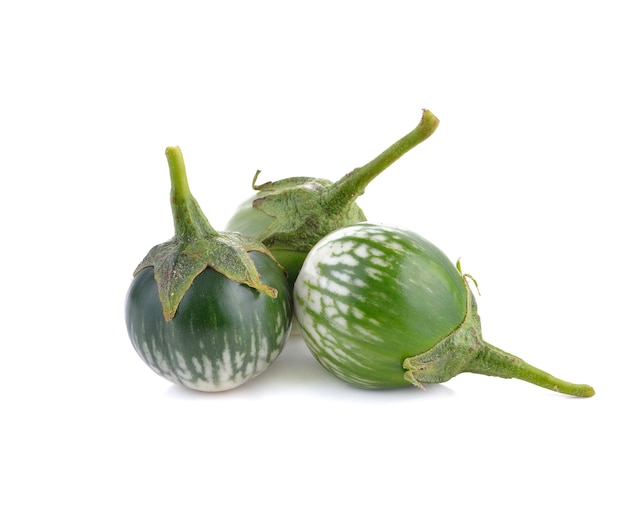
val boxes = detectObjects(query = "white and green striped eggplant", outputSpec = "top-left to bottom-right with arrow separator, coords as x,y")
294,223 -> 594,397
126,253 -> 292,392
125,147 -> 292,392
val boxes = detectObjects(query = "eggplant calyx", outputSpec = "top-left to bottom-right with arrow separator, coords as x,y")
248,109 -> 439,253
403,280 -> 595,397
403,286 -> 483,389
251,175 -> 364,252
133,147 -> 282,321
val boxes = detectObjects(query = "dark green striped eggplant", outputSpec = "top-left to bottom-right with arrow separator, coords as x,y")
125,147 -> 292,392
225,109 -> 439,289
294,223 -> 594,397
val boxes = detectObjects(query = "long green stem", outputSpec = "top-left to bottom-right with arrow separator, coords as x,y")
325,109 -> 439,210
468,342 -> 595,397
403,286 -> 595,398
165,146 -> 216,239
166,146 -> 191,200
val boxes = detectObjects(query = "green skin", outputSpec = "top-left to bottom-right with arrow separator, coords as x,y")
125,147 -> 292,391
294,223 -> 595,397
225,109 -> 440,289
126,252 -> 292,391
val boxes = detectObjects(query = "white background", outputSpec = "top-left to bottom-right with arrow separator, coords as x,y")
2,1 -> 624,516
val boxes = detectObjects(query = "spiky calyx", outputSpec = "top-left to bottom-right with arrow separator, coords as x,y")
134,147 -> 284,321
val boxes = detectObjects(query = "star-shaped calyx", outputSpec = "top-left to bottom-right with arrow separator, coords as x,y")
249,109 -> 440,254
133,147 -> 283,321
250,174 -> 365,253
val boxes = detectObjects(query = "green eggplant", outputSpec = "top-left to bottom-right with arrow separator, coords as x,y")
125,147 -> 292,392
294,222 -> 595,397
226,109 -> 440,288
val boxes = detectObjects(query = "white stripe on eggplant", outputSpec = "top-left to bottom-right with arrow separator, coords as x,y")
129,313 -> 285,391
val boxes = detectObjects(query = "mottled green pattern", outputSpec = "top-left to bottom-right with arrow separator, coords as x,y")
296,223 -> 596,397
294,223 -> 467,388
126,252 -> 292,392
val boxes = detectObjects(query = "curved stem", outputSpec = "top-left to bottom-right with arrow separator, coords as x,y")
403,286 -> 595,397
468,342 -> 595,397
165,146 -> 216,239
325,109 -> 439,210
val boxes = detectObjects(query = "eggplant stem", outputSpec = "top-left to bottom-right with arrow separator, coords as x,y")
403,283 -> 595,398
325,109 -> 439,210
468,342 -> 596,397
165,146 -> 217,239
